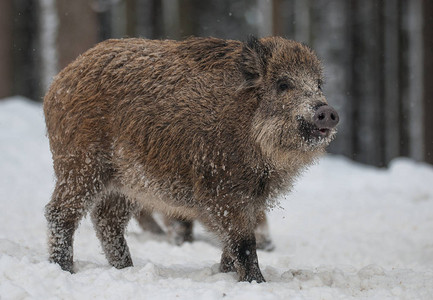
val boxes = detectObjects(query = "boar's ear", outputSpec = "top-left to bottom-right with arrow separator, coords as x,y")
240,36 -> 271,86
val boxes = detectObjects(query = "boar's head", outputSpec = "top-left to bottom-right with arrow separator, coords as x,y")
240,36 -> 339,161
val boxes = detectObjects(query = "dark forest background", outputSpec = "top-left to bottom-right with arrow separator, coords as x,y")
1,0 -> 432,166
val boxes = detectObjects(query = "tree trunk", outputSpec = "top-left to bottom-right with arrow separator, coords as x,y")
423,0 -> 433,164
257,0 -> 273,37
311,0 -> 353,159
383,0 -> 401,163
12,0 -> 40,100
136,0 -> 163,39
0,0 -> 12,99
56,0 -> 99,69
405,0 -> 424,161
351,0 -> 385,166
38,0 -> 58,94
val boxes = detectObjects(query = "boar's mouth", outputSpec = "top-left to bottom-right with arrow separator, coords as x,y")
297,116 -> 333,143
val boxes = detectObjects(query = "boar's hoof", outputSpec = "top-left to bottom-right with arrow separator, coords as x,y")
170,232 -> 193,246
219,253 -> 266,283
50,257 -> 74,273
240,268 -> 266,283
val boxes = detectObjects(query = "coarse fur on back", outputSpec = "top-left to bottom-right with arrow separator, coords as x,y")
44,36 -> 338,283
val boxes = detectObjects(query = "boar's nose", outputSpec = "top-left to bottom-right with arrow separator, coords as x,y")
313,105 -> 339,129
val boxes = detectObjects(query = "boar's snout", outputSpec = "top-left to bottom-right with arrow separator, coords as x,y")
313,105 -> 339,130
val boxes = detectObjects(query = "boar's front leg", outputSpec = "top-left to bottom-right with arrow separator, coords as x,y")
204,207 -> 265,283
220,236 -> 265,283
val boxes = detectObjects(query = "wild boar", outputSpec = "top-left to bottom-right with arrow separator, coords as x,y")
43,36 -> 339,283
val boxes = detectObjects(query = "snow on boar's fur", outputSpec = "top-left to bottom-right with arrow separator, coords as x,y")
43,36 -> 339,283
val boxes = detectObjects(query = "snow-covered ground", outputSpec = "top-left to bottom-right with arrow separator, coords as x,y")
1,96 -> 433,299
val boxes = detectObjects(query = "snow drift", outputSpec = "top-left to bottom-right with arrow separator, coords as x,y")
1,96 -> 432,299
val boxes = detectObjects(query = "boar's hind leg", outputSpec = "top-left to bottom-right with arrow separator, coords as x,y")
135,209 -> 164,235
45,185 -> 85,273
205,209 -> 265,283
164,216 -> 194,246
45,157 -> 104,273
255,211 -> 274,251
91,193 -> 133,269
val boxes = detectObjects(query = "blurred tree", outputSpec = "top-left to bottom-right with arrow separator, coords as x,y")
136,0 -> 163,39
56,0 -> 99,70
350,0 -> 385,166
39,0 -> 58,93
309,0 -> 353,162
12,0 -> 40,100
2,0 -> 432,165
188,0 -> 258,40
0,0 -> 12,98
423,0 -> 433,164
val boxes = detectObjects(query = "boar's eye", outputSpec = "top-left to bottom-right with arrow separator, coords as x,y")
277,79 -> 294,93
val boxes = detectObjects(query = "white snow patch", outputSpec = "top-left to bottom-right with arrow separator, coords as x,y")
1,96 -> 433,299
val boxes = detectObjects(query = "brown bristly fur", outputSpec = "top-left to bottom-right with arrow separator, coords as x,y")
44,36 -> 337,283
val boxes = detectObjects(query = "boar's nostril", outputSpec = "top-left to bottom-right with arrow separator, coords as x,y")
330,112 -> 337,121
313,105 -> 339,129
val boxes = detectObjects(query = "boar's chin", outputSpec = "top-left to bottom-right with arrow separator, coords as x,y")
251,116 -> 328,167
296,116 -> 337,151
